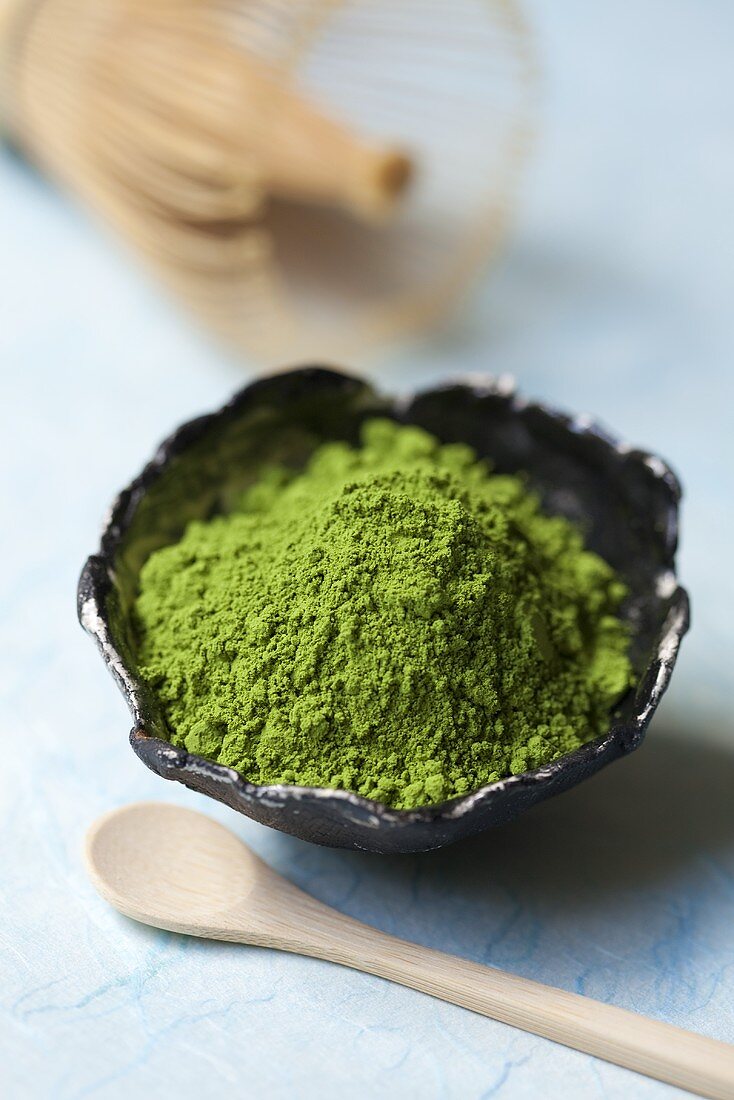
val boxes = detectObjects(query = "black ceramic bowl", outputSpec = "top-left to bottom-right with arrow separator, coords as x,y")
78,367 -> 689,853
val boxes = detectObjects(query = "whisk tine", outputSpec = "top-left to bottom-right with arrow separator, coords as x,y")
2,0 -> 536,363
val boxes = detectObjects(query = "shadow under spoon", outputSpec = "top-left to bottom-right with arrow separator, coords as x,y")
85,802 -> 734,1099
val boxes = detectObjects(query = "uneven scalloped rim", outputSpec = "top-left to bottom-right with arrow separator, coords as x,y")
77,366 -> 690,844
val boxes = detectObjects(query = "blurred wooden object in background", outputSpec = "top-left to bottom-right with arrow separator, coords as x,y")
1,0 -> 537,364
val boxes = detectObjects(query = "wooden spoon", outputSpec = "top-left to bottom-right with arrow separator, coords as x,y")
86,803 -> 734,1100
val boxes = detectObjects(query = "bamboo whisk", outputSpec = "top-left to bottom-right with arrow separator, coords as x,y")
1,0 -> 536,363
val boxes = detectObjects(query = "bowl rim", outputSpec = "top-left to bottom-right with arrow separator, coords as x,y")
77,365 -> 690,830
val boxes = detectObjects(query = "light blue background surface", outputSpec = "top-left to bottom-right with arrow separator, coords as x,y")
2,1 -> 733,1096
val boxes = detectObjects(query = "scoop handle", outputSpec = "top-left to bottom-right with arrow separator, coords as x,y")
256,887 -> 734,1100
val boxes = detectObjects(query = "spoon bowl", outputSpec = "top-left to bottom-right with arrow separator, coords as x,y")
86,801 -> 362,947
87,802 -> 260,932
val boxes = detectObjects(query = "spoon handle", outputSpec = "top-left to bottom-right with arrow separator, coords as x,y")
279,902 -> 734,1100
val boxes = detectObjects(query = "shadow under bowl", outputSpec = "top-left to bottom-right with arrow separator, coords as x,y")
78,367 -> 689,853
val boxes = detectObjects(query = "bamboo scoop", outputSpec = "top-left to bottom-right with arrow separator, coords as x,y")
86,803 -> 734,1100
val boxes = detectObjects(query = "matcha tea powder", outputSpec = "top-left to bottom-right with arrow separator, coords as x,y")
134,419 -> 633,809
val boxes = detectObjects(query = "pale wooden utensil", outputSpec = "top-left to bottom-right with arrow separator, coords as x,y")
0,0 -> 536,363
86,803 -> 734,1100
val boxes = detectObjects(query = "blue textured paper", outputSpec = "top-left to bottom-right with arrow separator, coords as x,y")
1,1 -> 733,1096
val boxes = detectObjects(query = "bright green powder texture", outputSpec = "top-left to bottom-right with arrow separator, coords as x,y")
134,419 -> 633,809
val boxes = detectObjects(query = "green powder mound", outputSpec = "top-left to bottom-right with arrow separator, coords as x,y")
134,419 -> 633,809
